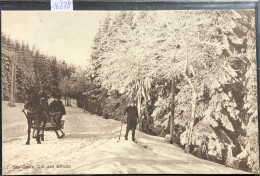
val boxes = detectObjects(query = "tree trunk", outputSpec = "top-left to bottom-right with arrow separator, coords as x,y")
170,77 -> 176,144
137,95 -> 141,117
136,87 -> 142,117
183,73 -> 197,153
10,55 -> 15,107
84,96 -> 86,113
182,37 -> 197,152
67,97 -> 70,106
186,93 -> 197,152
14,66 -> 17,102
65,97 -> 67,106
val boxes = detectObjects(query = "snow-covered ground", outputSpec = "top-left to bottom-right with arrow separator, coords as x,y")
2,101 -> 248,174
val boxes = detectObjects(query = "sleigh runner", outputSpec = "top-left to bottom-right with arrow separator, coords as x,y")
30,119 -> 65,131
44,120 -> 65,131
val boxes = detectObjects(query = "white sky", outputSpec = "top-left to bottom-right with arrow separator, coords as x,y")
2,11 -> 113,68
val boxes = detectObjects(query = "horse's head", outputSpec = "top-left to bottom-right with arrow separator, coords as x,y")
38,91 -> 49,103
25,86 -> 40,101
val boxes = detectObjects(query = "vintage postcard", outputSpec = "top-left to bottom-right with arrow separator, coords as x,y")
1,9 -> 259,174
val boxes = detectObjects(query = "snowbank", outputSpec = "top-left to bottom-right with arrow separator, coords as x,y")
2,101 -> 248,174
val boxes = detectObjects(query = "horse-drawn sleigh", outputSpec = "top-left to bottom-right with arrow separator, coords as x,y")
23,88 -> 66,145
22,109 -> 65,144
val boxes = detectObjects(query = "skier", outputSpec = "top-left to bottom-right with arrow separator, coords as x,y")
49,92 -> 66,128
124,99 -> 139,142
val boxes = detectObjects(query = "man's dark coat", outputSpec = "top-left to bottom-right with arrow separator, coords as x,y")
124,105 -> 138,130
49,100 -> 66,115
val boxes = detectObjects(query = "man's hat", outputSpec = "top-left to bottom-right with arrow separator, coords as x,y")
52,88 -> 62,99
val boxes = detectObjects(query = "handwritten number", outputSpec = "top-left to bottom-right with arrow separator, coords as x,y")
52,0 -> 72,10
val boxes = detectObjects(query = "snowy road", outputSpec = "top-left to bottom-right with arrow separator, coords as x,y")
2,102 -> 248,174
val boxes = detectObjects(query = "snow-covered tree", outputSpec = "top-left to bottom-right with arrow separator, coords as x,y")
87,10 -> 258,172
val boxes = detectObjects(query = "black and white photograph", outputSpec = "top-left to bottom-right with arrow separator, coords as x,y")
1,9 -> 259,174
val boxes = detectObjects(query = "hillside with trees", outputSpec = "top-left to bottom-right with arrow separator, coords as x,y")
1,34 -> 77,103
81,10 -> 259,173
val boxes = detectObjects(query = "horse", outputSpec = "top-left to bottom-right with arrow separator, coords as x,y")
23,91 -> 48,145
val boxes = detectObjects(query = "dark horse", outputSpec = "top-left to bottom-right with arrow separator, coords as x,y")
23,90 -> 48,145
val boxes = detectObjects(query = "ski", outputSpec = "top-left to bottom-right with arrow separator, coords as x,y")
132,140 -> 148,148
